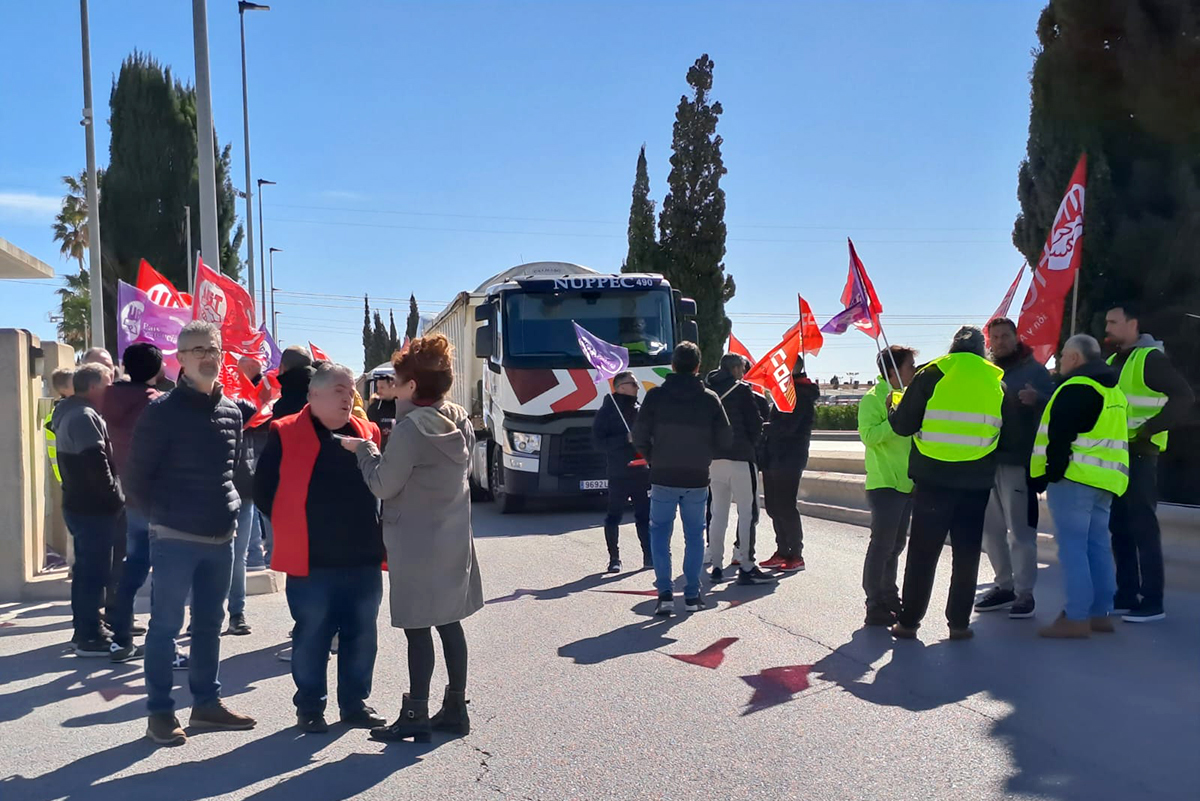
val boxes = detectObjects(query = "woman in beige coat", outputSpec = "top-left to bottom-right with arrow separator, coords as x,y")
341,334 -> 483,743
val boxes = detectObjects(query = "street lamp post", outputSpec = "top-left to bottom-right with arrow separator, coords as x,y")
192,0 -> 221,266
238,1 -> 270,321
269,246 -> 282,340
257,178 -> 276,323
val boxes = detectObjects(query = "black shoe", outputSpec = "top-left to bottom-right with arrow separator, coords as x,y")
1111,595 -> 1138,615
341,705 -> 387,729
654,593 -> 674,617
1122,605 -> 1165,623
736,567 -> 776,586
710,566 -> 725,583
1009,596 -> 1036,619
684,596 -> 706,612
606,559 -> 621,574
110,642 -> 145,663
864,606 -> 897,627
225,613 -> 251,636
974,587 -> 1016,612
74,636 -> 114,658
369,694 -> 431,743
297,711 -> 329,733
430,687 -> 471,736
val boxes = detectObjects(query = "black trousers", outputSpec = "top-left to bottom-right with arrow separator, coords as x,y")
1110,450 -> 1164,608
863,488 -> 913,611
734,466 -> 759,563
897,483 -> 990,631
763,467 -> 805,558
405,622 -> 467,702
604,471 -> 651,560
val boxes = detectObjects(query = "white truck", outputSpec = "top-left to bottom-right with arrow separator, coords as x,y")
424,261 -> 697,513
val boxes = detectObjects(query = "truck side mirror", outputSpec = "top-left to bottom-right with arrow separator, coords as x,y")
678,297 -> 697,317
474,304 -> 492,323
475,324 -> 493,359
683,320 -> 699,345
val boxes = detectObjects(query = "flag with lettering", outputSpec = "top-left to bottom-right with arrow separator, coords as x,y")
572,322 -> 629,383
1016,154 -> 1087,364
116,280 -> 191,381
136,259 -> 191,310
193,258 -> 263,354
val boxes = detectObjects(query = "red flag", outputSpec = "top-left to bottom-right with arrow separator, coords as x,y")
219,351 -> 257,401
309,342 -> 329,361
744,295 -> 824,412
728,331 -> 755,364
136,259 -> 189,310
797,294 -> 824,357
1016,155 -> 1087,364
244,398 -> 276,430
985,263 -> 1027,348
838,240 -> 883,338
193,258 -> 263,354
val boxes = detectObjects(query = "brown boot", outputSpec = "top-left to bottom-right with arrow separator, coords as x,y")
189,700 -> 257,730
146,713 -> 187,746
1090,616 -> 1116,633
1038,613 -> 1091,639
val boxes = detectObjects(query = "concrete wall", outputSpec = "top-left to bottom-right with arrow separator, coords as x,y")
0,329 -> 41,600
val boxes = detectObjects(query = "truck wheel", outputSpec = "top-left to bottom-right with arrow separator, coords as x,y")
490,446 -> 523,514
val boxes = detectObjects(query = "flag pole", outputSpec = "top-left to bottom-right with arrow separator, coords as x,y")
851,255 -> 904,390
1069,271 -> 1080,336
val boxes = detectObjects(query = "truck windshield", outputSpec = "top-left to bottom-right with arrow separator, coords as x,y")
503,289 -> 675,365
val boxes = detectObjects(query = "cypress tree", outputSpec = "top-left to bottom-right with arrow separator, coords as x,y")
622,145 -> 658,273
406,293 -> 420,340
657,54 -> 735,370
372,311 -> 390,366
388,309 -> 400,354
362,294 -> 372,371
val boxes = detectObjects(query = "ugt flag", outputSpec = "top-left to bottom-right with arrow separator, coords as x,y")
745,295 -> 823,413
822,239 -> 882,338
219,352 -> 258,401
572,322 -> 628,383
136,259 -> 191,309
116,280 -> 191,380
193,258 -> 263,355
1017,154 -> 1087,364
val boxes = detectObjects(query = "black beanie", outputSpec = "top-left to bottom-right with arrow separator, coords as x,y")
123,342 -> 164,383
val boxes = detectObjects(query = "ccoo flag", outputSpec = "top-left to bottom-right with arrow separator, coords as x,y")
1016,155 -> 1087,364
572,322 -> 629,383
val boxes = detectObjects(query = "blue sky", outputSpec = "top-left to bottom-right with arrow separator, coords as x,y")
1,0 -> 1043,377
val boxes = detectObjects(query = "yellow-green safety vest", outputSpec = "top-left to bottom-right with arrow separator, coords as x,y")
913,352 -> 1005,462
1106,347 -> 1169,451
44,410 -> 62,483
1030,375 -> 1129,496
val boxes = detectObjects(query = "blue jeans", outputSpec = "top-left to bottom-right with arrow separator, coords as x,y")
228,501 -> 255,616
64,511 -> 122,641
257,513 -> 274,566
650,485 -> 709,599
285,566 -> 383,716
145,534 -> 233,714
108,509 -> 152,647
246,508 -> 267,569
1047,479 -> 1116,621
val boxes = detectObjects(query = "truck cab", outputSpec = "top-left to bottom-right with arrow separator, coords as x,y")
466,263 -> 697,512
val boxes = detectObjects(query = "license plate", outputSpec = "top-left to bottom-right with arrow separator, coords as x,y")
580,479 -> 608,491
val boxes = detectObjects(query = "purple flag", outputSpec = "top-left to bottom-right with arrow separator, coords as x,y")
256,324 -> 282,371
117,280 -> 192,380
820,257 -> 873,335
572,322 -> 629,383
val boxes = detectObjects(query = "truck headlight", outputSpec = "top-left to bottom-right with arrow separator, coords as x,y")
509,431 -> 542,455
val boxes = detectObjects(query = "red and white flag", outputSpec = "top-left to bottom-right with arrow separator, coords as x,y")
137,259 -> 191,309
193,258 -> 263,354
745,296 -> 823,412
840,240 -> 883,339
308,342 -> 330,361
219,351 -> 257,401
1016,154 -> 1087,364
989,263 -> 1026,326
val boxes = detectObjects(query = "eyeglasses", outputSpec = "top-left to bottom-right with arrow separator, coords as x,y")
183,347 -> 221,359
618,381 -> 638,389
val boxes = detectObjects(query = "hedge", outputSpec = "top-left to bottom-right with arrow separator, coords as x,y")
814,403 -> 859,430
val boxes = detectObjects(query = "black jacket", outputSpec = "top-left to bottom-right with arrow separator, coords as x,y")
890,356 -> 1003,491
253,416 -> 386,570
1035,359 -> 1120,489
271,366 -> 314,423
366,397 -> 397,425
49,396 -> 124,516
232,397 -> 258,500
126,380 -> 243,539
704,369 -> 763,463
763,379 -> 819,473
592,393 -> 643,477
631,373 -> 731,488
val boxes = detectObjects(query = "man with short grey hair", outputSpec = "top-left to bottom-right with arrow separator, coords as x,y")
81,346 -> 114,371
127,320 -> 256,745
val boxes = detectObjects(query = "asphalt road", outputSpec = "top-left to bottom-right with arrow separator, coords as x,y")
2,503 -> 1198,801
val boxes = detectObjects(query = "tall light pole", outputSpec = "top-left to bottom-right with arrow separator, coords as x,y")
269,246 -> 282,340
80,0 -> 104,349
192,0 -> 220,267
184,204 -> 193,289
257,177 -> 275,321
238,2 -> 270,321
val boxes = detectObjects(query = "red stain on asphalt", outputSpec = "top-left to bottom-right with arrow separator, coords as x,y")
0,621 -> 14,628
722,600 -> 747,609
591,589 -> 661,597
741,665 -> 813,713
96,684 -> 142,701
669,637 -> 739,669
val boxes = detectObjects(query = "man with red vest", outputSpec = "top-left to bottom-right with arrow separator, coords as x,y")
254,362 -> 388,734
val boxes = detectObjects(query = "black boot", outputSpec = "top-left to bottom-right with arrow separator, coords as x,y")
369,694 -> 431,743
430,686 -> 470,736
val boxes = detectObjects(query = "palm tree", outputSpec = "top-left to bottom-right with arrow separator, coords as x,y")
51,171 -> 100,350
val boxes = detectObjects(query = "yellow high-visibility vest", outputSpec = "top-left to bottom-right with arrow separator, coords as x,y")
912,352 -> 1004,463
1107,347 -> 1169,451
1030,375 -> 1129,496
44,410 -> 61,483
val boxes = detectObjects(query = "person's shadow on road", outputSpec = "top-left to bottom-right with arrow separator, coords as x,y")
558,611 -> 688,665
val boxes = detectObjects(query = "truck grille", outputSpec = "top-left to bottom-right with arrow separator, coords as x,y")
551,427 -> 606,478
